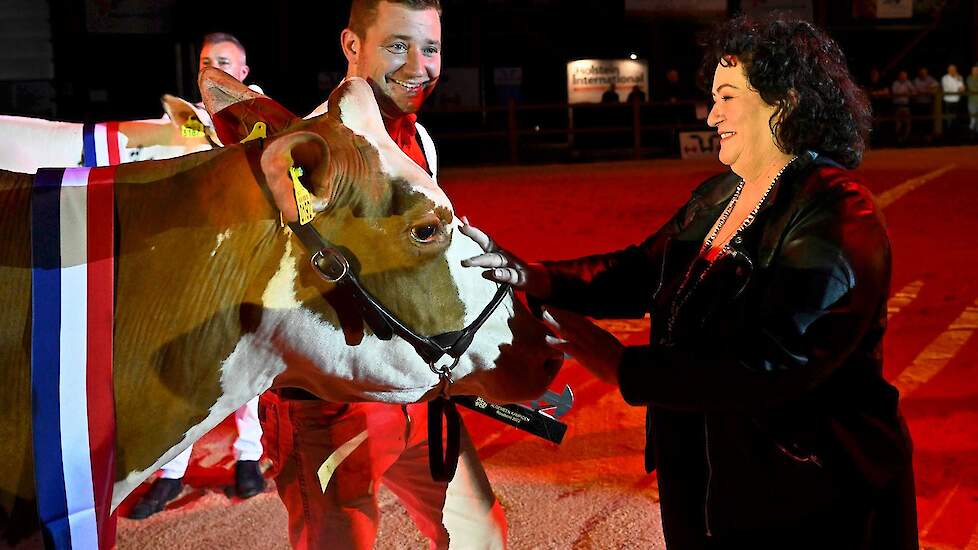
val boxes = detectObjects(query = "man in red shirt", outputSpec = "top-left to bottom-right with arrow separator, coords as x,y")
261,2 -> 507,548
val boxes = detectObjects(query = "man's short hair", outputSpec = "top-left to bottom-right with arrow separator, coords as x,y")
202,32 -> 247,57
348,0 -> 441,39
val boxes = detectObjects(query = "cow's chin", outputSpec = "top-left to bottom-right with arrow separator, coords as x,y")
437,228 -> 564,403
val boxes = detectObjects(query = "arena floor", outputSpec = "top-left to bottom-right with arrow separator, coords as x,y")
116,146 -> 978,549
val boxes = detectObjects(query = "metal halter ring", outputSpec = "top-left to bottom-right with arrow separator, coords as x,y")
430,357 -> 459,397
428,356 -> 461,379
310,248 -> 350,283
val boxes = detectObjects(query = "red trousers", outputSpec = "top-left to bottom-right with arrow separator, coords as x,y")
260,393 -> 506,549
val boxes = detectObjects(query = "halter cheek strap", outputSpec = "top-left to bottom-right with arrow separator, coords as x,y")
288,216 -> 511,482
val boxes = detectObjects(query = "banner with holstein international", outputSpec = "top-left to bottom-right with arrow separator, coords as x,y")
566,59 -> 649,104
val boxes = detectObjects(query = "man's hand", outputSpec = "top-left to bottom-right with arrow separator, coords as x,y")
459,220 -> 552,299
541,307 -> 623,386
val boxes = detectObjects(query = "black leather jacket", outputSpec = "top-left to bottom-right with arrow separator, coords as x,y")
540,153 -> 917,548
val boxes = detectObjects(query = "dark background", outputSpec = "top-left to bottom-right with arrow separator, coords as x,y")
2,0 -> 977,156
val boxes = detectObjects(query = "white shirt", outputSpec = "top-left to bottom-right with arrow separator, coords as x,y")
942,74 -> 965,103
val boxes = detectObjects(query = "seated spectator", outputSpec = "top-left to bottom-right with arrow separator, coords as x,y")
601,82 -> 620,103
627,85 -> 647,104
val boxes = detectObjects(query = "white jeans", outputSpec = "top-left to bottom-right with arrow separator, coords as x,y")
161,396 -> 263,479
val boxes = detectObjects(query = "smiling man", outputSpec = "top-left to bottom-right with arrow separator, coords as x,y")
260,2 -> 508,549
341,0 -> 441,170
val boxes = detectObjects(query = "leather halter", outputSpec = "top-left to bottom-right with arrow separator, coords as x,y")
288,220 -> 511,481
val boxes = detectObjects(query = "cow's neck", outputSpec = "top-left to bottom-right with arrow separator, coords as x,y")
108,144 -> 290,507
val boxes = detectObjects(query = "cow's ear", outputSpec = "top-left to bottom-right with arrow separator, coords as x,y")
328,77 -> 389,141
260,131 -> 332,224
161,94 -> 222,146
198,67 -> 298,144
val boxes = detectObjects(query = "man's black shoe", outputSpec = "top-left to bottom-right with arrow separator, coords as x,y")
235,460 -> 266,498
127,477 -> 183,520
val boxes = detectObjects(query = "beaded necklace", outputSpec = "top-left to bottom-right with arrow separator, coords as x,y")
666,156 -> 798,340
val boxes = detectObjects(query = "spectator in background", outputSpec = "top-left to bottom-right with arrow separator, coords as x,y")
891,70 -> 915,144
866,67 -> 891,143
602,82 -> 620,103
627,85 -> 647,104
942,64 -> 966,133
661,68 -> 685,103
967,65 -> 978,135
912,67 -> 939,137
867,68 -> 891,101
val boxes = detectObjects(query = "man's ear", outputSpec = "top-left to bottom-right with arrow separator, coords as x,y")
260,131 -> 331,223
340,28 -> 360,66
199,66 -> 298,144
240,64 -> 250,82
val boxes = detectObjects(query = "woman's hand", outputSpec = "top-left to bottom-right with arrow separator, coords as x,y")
459,220 -> 552,299
541,306 -> 623,386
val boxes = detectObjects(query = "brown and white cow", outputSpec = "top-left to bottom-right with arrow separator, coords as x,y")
0,95 -> 217,174
0,69 -> 561,543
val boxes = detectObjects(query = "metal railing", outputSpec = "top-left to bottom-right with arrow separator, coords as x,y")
420,89 -> 978,166
421,98 -> 710,164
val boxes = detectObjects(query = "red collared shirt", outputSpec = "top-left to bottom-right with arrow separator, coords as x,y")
384,113 -> 430,174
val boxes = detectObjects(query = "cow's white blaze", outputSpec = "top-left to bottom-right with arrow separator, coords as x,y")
438,222 -> 516,381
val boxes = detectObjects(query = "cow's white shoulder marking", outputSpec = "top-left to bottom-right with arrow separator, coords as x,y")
113,339 -> 285,511
262,238 -> 302,309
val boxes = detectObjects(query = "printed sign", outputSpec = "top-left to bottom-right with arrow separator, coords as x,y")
876,0 -> 913,18
680,131 -> 720,160
625,0 -> 726,15
567,59 -> 649,104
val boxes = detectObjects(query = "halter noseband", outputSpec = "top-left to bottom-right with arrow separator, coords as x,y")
289,220 -> 511,481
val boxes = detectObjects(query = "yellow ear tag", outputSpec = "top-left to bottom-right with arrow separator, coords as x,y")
241,121 -> 267,143
180,116 -> 206,138
290,166 -> 315,226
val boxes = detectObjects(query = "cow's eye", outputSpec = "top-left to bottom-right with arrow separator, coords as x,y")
410,223 -> 439,243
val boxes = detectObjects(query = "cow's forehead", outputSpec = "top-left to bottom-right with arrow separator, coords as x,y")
330,78 -> 451,211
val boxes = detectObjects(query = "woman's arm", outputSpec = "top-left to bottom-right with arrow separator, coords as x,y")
619,181 -> 890,413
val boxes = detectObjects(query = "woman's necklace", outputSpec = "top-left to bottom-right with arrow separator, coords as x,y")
666,156 -> 799,340
701,156 -> 799,257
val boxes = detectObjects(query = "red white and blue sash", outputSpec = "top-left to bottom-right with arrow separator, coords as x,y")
31,167 -> 117,550
82,123 -> 122,168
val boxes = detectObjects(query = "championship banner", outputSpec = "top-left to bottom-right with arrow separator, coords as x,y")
31,167 -> 117,550
81,123 -> 122,168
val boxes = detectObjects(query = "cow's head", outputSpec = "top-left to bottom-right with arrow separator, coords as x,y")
200,68 -> 562,402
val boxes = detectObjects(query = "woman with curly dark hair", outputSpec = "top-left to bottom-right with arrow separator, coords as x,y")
462,14 -> 918,549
